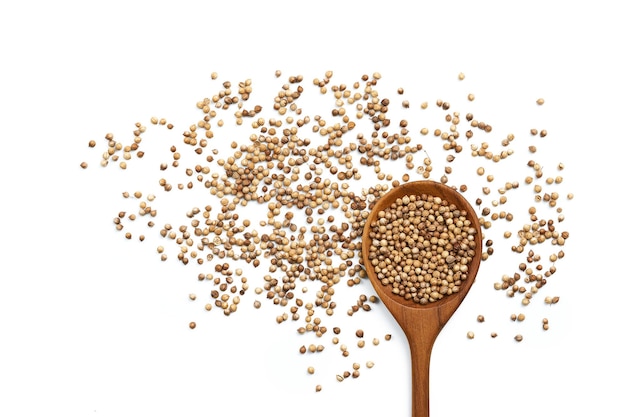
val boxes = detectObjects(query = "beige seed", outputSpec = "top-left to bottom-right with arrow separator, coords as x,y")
307,366 -> 315,374
514,334 -> 523,342
467,331 -> 475,339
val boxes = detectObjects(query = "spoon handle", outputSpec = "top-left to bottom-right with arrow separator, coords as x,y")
401,308 -> 446,417
409,339 -> 433,417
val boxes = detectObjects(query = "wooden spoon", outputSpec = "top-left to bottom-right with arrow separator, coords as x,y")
362,181 -> 483,417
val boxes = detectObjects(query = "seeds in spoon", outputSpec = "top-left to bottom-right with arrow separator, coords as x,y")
367,193 -> 478,304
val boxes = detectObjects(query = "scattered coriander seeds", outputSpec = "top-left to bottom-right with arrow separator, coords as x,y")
467,331 -> 475,339
514,334 -> 523,342
81,70 -> 572,395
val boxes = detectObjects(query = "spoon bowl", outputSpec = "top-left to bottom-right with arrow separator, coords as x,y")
362,181 -> 482,417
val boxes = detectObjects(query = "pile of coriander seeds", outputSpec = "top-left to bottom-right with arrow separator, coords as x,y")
81,70 -> 572,391
367,193 -> 479,304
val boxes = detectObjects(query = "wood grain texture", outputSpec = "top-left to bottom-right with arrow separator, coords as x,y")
362,181 -> 483,417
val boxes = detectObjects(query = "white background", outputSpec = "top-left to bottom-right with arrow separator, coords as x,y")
1,1 -> 624,416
